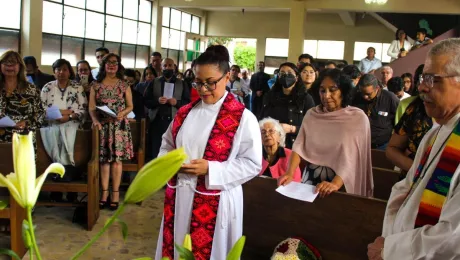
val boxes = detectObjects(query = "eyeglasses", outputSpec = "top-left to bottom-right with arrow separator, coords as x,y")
192,73 -> 226,91
107,61 -> 119,66
2,60 -> 18,66
419,73 -> 460,88
261,129 -> 277,135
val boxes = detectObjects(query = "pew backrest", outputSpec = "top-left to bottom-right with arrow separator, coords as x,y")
371,149 -> 394,170
373,167 -> 401,201
242,177 -> 387,260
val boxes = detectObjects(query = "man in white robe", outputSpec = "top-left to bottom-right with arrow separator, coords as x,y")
367,38 -> 460,260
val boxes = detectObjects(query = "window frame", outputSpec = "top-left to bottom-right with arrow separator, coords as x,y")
161,7 -> 201,69
41,0 -> 152,68
0,0 -> 23,54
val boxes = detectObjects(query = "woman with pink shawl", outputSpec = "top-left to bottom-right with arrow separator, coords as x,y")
279,69 -> 374,198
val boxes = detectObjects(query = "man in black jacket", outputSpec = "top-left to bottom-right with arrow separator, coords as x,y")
144,58 -> 190,161
23,56 -> 55,90
250,61 -> 270,116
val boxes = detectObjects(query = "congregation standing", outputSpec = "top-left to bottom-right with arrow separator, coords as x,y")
3,24 -> 460,260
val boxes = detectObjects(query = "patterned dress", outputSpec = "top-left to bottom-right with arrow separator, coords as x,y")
0,83 -> 45,142
93,80 -> 133,163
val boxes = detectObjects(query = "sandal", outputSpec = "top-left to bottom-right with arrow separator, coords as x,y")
99,190 -> 109,209
109,191 -> 119,211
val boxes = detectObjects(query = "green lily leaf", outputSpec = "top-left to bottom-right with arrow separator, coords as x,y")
175,243 -> 195,260
0,248 -> 21,260
124,148 -> 187,204
115,217 -> 128,242
131,257 -> 153,260
0,201 -> 8,210
226,236 -> 246,260
21,220 -> 32,249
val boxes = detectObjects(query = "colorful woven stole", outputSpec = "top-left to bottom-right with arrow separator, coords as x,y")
413,121 -> 460,228
162,93 -> 245,260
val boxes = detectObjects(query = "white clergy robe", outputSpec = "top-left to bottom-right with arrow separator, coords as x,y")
382,113 -> 460,259
155,92 -> 262,260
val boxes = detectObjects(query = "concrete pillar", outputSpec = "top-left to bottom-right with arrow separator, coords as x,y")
287,2 -> 306,63
21,0 -> 43,64
255,37 -> 266,72
151,1 -> 163,53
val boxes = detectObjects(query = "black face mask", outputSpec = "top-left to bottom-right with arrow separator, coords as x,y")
162,69 -> 174,78
279,74 -> 297,89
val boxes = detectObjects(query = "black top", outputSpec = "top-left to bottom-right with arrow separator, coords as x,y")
262,146 -> 286,177
29,71 -> 55,90
259,90 -> 315,149
249,72 -> 271,94
143,76 -> 190,118
352,89 -> 400,146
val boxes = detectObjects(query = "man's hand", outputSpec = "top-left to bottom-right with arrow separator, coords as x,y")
168,98 -> 177,106
180,159 -> 209,176
15,120 -> 27,130
367,236 -> 384,260
159,97 -> 168,104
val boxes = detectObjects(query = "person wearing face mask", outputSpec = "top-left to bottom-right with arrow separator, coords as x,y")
258,62 -> 315,149
279,69 -> 373,198
144,58 -> 190,161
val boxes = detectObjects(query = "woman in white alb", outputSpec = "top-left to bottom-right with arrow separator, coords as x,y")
155,45 -> 262,260
387,29 -> 412,62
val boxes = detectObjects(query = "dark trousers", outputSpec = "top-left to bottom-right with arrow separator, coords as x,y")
252,96 -> 263,116
147,116 -> 172,162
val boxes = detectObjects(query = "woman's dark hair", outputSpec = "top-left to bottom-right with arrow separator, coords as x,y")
124,68 -> 136,78
401,72 -> 412,81
342,65 -> 361,80
52,59 -> 75,80
316,69 -> 354,108
387,77 -> 404,94
358,73 -> 379,89
75,60 -> 95,84
231,64 -> 241,73
395,29 -> 407,40
142,66 -> 154,81
96,53 -> 124,82
184,69 -> 194,80
413,64 -> 425,96
271,62 -> 306,97
193,45 -> 230,74
298,62 -> 317,73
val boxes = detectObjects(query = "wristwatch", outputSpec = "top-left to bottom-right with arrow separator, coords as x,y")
69,114 -> 73,121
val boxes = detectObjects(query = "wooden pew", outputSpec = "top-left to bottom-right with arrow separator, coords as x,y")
35,128 -> 100,231
242,177 -> 387,260
0,143 -> 27,259
122,119 -> 146,172
371,149 -> 394,170
373,167 -> 401,201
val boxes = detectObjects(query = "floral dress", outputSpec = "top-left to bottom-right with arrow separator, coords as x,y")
301,163 -> 346,192
93,80 -> 133,163
0,83 -> 45,142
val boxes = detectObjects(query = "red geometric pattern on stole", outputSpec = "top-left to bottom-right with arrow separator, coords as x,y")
161,94 -> 245,260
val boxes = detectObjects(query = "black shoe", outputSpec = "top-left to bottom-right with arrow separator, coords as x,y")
109,191 -> 119,211
99,190 -> 109,209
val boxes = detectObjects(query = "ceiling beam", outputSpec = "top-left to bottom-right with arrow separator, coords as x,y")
338,11 -> 355,26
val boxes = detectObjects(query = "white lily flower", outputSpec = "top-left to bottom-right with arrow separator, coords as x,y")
0,132 -> 65,208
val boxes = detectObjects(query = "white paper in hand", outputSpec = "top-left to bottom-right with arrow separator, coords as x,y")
127,112 -> 135,119
0,116 -> 16,127
276,182 -> 319,202
46,105 -> 62,120
164,82 -> 175,99
96,106 -> 117,118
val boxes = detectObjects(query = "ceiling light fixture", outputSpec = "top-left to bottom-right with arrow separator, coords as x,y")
365,0 -> 388,5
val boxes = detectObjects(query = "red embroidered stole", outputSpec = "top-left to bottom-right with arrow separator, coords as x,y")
162,93 -> 245,260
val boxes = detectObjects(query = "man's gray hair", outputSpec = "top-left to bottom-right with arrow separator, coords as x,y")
259,117 -> 286,147
428,38 -> 460,79
382,65 -> 393,74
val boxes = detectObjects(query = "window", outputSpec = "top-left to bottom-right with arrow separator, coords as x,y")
0,0 -> 21,53
302,40 -> 345,60
353,42 -> 392,63
161,8 -> 201,71
41,0 -> 152,68
265,38 -> 289,57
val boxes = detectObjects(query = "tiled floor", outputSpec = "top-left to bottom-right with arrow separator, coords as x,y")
0,191 -> 165,260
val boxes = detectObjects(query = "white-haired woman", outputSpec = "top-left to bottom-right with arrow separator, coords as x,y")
259,117 -> 301,181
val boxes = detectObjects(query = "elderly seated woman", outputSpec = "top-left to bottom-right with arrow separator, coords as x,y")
40,59 -> 87,202
259,117 -> 301,181
279,69 -> 373,198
